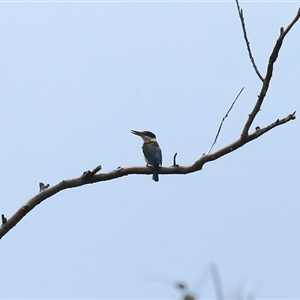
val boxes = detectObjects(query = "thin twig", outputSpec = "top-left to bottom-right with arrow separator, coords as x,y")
235,0 -> 264,82
208,87 -> 244,154
281,7 -> 300,37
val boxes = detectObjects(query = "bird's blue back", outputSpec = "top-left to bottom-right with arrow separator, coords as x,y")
142,140 -> 162,166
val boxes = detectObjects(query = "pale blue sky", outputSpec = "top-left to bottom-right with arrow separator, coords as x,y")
1,1 -> 300,299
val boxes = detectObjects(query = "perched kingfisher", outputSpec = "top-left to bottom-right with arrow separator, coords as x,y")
131,130 -> 162,182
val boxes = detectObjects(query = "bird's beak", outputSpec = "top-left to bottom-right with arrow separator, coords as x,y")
131,130 -> 143,137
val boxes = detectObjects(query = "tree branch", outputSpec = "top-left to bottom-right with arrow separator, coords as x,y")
241,7 -> 300,138
0,112 -> 296,240
235,0 -> 264,82
208,87 -> 244,154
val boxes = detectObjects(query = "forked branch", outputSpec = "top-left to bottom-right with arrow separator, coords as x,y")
241,7 -> 300,138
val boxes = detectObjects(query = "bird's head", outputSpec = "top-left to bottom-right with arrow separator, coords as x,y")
131,130 -> 157,142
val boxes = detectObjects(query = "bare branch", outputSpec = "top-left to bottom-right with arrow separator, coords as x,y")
241,8 -> 300,137
235,0 -> 264,82
208,87 -> 244,154
0,112 -> 295,240
281,7 -> 300,37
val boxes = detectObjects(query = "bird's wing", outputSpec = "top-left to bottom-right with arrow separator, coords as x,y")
143,141 -> 162,166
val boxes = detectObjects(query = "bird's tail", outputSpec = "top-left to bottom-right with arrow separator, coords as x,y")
152,166 -> 159,182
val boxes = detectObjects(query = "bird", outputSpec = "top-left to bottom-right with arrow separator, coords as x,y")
131,130 -> 162,182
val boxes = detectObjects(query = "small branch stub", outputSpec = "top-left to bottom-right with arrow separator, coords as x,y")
82,165 -> 102,180
39,182 -> 50,192
1,214 -> 7,225
173,153 -> 178,166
